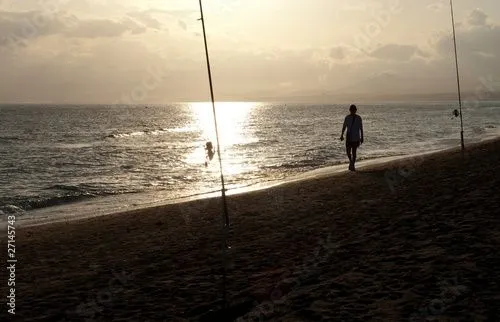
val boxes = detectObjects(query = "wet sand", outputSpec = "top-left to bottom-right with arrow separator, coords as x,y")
11,138 -> 500,321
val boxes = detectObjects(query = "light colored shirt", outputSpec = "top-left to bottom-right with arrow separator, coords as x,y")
343,114 -> 363,141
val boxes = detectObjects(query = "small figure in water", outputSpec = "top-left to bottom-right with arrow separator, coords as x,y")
205,141 -> 215,167
340,104 -> 364,171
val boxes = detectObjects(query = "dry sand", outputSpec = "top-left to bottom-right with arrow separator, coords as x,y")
7,138 -> 500,321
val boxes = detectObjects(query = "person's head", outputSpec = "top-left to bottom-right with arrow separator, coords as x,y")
349,104 -> 357,115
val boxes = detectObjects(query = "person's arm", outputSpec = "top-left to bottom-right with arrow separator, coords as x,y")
360,116 -> 364,144
340,117 -> 347,140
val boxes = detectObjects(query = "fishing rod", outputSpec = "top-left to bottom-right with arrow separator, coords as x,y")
198,0 -> 231,309
449,0 -> 465,156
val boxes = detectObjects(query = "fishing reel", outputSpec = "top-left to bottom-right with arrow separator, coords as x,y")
452,109 -> 460,118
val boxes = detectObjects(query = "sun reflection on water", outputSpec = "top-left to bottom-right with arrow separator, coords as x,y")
190,101 -> 255,144
185,102 -> 259,178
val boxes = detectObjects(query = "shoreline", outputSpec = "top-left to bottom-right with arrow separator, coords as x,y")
4,147 -> 452,229
10,134 -> 500,230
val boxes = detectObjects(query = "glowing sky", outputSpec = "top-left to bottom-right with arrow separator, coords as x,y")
1,0 -> 499,103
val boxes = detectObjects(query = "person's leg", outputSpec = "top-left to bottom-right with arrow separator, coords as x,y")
346,143 -> 354,170
351,145 -> 358,170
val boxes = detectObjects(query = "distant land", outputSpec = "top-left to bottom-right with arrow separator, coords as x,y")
249,91 -> 500,104
222,75 -> 500,104
2,91 -> 499,105
226,90 -> 500,104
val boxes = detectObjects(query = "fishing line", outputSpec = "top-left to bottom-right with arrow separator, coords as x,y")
198,0 -> 231,310
449,0 -> 465,156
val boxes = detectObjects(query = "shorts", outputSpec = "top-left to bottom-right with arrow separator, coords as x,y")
346,141 -> 360,148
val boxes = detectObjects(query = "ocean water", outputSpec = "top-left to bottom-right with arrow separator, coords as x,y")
1,102 -> 499,223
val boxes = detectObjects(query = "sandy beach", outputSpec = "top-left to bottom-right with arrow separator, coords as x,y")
8,138 -> 500,321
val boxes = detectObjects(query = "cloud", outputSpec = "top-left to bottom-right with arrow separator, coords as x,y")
178,20 -> 187,31
369,44 -> 421,61
426,0 -> 447,13
468,8 -> 488,26
437,12 -> 500,61
0,39 -> 173,103
0,9 -> 160,47
127,11 -> 163,30
0,11 -> 68,46
64,18 -> 146,38
330,46 -> 346,60
0,5 -> 499,103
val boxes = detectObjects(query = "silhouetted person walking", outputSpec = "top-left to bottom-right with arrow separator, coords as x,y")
340,104 -> 364,171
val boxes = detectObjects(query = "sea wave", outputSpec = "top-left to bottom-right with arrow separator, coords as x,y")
0,184 -> 142,214
263,159 -> 325,170
233,139 -> 280,148
105,126 -> 199,139
0,135 -> 22,142
106,131 -> 147,139
6,195 -> 95,212
0,205 -> 25,216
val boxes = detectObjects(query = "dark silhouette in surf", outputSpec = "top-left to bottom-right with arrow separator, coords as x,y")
205,141 -> 215,167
